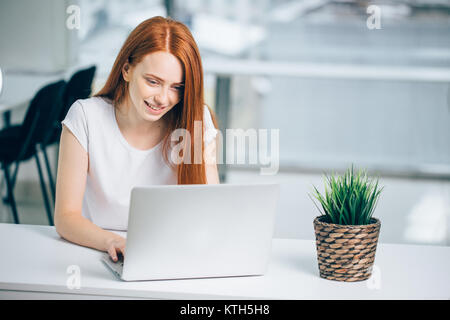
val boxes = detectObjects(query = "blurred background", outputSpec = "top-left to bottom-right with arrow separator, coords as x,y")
0,0 -> 449,246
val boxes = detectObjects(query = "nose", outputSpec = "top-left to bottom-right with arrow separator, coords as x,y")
154,86 -> 169,106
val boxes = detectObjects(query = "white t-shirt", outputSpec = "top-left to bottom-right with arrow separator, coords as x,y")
61,96 -> 218,231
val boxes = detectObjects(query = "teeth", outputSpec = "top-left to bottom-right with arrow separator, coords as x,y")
145,101 -> 163,111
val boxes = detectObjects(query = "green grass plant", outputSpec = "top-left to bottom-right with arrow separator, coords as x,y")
309,164 -> 384,225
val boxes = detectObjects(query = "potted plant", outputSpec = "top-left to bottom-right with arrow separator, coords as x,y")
309,164 -> 384,282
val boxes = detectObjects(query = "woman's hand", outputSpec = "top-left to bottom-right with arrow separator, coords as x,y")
105,235 -> 126,262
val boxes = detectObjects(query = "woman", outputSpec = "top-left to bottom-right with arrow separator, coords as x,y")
54,16 -> 220,262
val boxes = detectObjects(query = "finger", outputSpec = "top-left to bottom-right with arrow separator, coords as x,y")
116,247 -> 124,260
108,246 -> 117,261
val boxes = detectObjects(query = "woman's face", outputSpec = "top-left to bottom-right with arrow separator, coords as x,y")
122,51 -> 184,123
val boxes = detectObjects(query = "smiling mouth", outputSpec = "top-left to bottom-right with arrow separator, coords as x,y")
144,100 -> 165,111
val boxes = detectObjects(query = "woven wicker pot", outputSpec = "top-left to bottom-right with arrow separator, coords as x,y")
313,216 -> 381,282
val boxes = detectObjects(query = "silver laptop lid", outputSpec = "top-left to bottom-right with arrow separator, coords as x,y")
122,183 -> 280,281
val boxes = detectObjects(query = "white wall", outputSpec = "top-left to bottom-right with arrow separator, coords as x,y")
226,169 -> 450,246
0,0 -> 78,72
0,0 -> 79,189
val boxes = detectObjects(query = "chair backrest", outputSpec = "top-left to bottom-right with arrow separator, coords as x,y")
18,80 -> 66,160
61,65 -> 96,122
0,67 -> 3,97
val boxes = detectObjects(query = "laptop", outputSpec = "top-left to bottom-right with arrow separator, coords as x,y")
102,183 -> 280,281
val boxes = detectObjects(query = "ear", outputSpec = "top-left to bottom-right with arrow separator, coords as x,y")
122,62 -> 131,82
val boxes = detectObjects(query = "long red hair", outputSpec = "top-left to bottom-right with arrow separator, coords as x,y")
94,16 -> 218,184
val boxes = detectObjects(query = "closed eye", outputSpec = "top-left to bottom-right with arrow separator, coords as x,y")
145,78 -> 159,85
145,76 -> 183,91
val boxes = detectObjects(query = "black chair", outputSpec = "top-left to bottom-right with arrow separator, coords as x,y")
41,65 -> 96,202
0,66 -> 96,208
63,66 -> 97,117
0,80 -> 66,225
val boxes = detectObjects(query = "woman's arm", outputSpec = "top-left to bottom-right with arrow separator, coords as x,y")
54,126 -> 125,261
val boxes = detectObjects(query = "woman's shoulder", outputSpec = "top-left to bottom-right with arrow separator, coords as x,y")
203,104 -> 217,126
203,104 -> 215,122
202,104 -> 218,145
70,96 -> 113,119
75,96 -> 113,110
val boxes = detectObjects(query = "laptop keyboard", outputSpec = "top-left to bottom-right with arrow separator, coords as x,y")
102,253 -> 124,278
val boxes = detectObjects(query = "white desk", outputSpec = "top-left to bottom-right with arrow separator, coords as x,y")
0,223 -> 448,300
